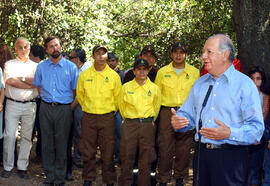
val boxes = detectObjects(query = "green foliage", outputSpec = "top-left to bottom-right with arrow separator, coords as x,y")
0,0 -> 234,70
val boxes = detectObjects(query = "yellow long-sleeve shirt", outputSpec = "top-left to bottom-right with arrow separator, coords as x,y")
119,78 -> 161,120
155,62 -> 199,107
76,64 -> 122,114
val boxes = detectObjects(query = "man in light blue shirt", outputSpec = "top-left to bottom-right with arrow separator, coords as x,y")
33,36 -> 79,186
69,48 -> 89,170
171,34 -> 264,186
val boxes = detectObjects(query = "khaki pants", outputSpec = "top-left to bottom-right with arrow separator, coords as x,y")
119,120 -> 156,186
79,112 -> 116,184
157,107 -> 194,183
3,100 -> 36,171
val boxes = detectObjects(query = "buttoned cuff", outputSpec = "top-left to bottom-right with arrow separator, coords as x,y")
229,127 -> 239,141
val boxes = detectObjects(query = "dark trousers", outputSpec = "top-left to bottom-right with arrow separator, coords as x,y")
79,112 -> 116,184
73,105 -> 83,161
119,120 -> 156,186
157,107 -> 194,183
32,97 -> 42,157
39,102 -> 72,184
193,143 -> 249,186
248,138 -> 266,185
66,120 -> 74,174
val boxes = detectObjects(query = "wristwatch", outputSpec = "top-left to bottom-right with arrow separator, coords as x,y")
21,77 -> 26,82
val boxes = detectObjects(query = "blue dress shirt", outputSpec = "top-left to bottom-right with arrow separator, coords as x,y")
176,65 -> 264,145
79,62 -> 90,74
33,56 -> 79,104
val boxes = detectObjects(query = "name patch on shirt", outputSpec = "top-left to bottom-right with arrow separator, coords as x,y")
164,75 -> 171,78
127,91 -> 134,94
86,79 -> 93,82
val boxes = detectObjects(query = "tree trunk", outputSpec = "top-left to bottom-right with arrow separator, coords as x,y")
233,0 -> 270,81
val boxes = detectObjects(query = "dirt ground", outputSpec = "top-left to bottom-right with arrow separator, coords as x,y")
0,138 -> 194,186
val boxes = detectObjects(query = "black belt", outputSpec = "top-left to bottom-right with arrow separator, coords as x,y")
161,106 -> 180,110
7,97 -> 36,103
126,117 -> 154,123
42,100 -> 71,106
199,142 -> 247,149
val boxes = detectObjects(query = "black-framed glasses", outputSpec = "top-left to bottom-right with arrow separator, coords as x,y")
69,56 -> 77,60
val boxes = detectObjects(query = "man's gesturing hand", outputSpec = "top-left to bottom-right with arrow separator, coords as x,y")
200,118 -> 231,140
171,108 -> 189,130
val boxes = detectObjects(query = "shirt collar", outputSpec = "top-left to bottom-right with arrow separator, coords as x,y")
16,57 -> 31,63
204,64 -> 235,84
166,62 -> 190,74
47,56 -> 65,67
131,77 -> 151,90
222,64 -> 235,83
79,63 -> 89,71
90,63 -> 110,76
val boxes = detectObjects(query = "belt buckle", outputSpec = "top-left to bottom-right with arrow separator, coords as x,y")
51,102 -> 57,106
206,143 -> 215,149
139,118 -> 144,122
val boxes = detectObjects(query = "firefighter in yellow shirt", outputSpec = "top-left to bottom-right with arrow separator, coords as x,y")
118,59 -> 161,186
155,42 -> 200,186
76,46 -> 122,186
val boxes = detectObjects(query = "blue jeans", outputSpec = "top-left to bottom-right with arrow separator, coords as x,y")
263,145 -> 270,186
115,111 -> 123,156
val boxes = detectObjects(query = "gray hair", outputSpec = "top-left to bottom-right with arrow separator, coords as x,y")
15,37 -> 30,48
209,34 -> 235,63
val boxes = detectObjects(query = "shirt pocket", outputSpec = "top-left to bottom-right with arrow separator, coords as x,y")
102,83 -> 114,98
144,90 -> 155,107
181,78 -> 195,92
161,80 -> 174,98
123,91 -> 136,106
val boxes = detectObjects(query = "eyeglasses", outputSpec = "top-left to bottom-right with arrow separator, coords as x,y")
69,56 -> 77,60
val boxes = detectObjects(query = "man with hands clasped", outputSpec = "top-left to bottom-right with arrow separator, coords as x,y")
171,34 -> 264,186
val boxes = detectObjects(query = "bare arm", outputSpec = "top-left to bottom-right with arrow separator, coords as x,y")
6,78 -> 32,89
18,77 -> 35,88
0,88 -> 4,112
71,97 -> 79,110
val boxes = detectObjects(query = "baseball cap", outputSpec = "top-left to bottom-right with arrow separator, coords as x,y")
133,59 -> 149,69
92,45 -> 107,55
171,42 -> 187,53
140,45 -> 157,58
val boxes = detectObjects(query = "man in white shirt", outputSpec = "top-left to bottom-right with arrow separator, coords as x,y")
1,37 -> 38,179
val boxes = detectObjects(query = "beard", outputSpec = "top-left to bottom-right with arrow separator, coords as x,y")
51,51 -> 61,59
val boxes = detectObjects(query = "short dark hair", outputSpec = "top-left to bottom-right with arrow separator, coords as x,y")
140,45 -> 157,58
72,48 -> 86,63
108,52 -> 119,61
62,52 -> 70,60
44,36 -> 61,48
30,45 -> 45,60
